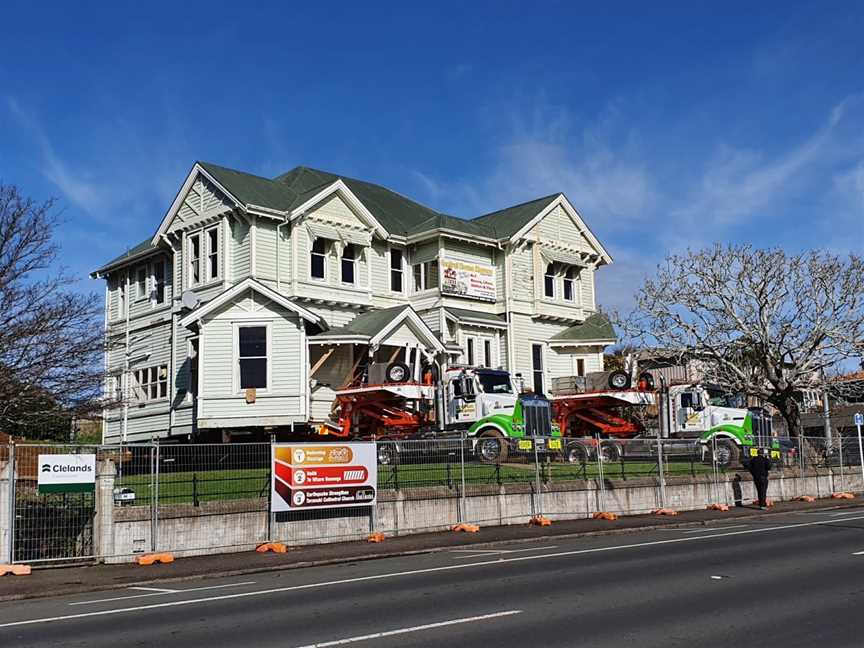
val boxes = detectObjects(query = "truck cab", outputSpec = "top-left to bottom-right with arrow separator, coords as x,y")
443,367 -> 519,427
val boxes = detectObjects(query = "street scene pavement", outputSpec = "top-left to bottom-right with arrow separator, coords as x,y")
2,504 -> 863,647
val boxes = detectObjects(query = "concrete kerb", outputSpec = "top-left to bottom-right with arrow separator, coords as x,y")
2,498 -> 860,603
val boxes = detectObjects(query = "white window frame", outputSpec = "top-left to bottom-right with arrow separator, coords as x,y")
206,227 -> 219,281
531,342 -> 546,395
134,265 -> 148,301
115,273 -> 127,320
132,364 -> 169,403
186,336 -> 199,403
233,322 -> 272,394
563,266 -> 577,302
310,237 -> 329,282
544,263 -> 556,300
188,225 -> 220,288
341,243 -> 356,285
389,246 -> 404,293
466,336 -> 476,366
150,258 -> 167,307
412,260 -> 439,294
483,338 -> 492,368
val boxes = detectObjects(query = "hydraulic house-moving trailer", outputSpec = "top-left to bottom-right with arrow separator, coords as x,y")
329,352 -> 560,464
552,371 -> 774,467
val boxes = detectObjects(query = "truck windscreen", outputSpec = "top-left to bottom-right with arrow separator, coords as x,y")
478,373 -> 513,394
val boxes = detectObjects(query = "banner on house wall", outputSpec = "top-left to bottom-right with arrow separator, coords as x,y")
441,259 -> 496,302
271,443 -> 377,511
37,454 -> 96,494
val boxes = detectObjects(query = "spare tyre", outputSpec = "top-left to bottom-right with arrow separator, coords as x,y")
608,370 -> 631,389
385,362 -> 410,383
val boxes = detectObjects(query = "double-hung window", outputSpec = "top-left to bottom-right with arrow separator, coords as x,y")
135,266 -> 148,301
116,274 -> 127,319
390,248 -> 404,292
238,325 -> 268,390
311,238 -> 327,280
544,263 -> 556,299
207,228 -> 219,280
152,259 -> 166,305
189,233 -> 202,285
132,365 -> 168,402
563,267 -> 577,302
341,244 -> 356,284
466,337 -> 475,366
413,260 -> 439,292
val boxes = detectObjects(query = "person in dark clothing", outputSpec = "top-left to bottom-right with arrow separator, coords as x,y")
747,449 -> 771,509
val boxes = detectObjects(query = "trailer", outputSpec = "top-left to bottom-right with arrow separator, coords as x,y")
329,356 -> 561,464
552,371 -> 775,468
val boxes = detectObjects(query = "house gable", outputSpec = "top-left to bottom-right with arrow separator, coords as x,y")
153,164 -> 242,244
516,195 -> 612,266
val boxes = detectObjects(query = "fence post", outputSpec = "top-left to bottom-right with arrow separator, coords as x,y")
459,430 -> 467,523
657,437 -> 667,509
533,436 -> 543,518
94,457 -> 116,562
1,444 -> 13,564
596,435 -> 606,514
838,432 -> 845,493
798,435 -> 804,481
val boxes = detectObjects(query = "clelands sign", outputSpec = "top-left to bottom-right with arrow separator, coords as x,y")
37,454 -> 96,494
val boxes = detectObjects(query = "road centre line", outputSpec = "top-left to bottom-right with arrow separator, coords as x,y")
292,610 -> 522,648
126,587 -> 178,593
69,581 -> 258,606
4,514 -> 864,629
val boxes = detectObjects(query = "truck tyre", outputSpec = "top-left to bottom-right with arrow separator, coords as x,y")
564,441 -> 588,465
599,441 -> 622,463
608,370 -> 631,390
706,439 -> 740,468
377,442 -> 399,466
475,430 -> 509,465
385,362 -> 410,383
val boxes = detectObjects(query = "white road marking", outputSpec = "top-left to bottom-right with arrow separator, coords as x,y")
453,545 -> 558,558
69,581 -> 258,606
852,551 -> 864,555
829,510 -> 864,516
292,610 -> 522,648
126,587 -> 177,593
710,576 -> 723,580
4,513 -> 864,629
683,525 -> 748,534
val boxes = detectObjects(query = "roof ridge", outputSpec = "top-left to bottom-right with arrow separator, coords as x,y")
471,192 -> 561,222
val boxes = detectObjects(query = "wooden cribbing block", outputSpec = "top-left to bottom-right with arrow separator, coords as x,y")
135,553 -> 175,566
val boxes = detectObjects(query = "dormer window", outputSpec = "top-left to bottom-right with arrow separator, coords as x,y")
311,238 -> 328,280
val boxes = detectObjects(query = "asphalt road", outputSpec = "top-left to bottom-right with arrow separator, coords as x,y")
2,507 -> 864,647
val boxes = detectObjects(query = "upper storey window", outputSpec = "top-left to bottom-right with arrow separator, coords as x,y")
544,263 -> 556,298
563,267 -> 578,302
341,244 -> 356,284
390,248 -> 404,293
189,225 -> 219,287
311,238 -> 328,280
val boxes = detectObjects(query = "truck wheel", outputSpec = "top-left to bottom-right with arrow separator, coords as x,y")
708,439 -> 740,468
608,370 -> 631,390
475,430 -> 509,465
377,442 -> 399,466
385,362 -> 410,383
564,442 -> 588,465
599,441 -> 622,463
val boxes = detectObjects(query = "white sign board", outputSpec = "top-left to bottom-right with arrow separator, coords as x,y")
271,443 -> 377,512
441,259 -> 496,302
38,454 -> 96,494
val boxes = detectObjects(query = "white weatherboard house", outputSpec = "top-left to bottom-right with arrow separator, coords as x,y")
93,163 -> 616,443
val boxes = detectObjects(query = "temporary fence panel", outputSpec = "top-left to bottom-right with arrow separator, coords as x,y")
11,444 -> 99,564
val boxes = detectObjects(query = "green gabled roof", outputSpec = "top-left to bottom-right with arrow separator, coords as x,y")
92,237 -> 158,276
313,305 -> 410,339
470,193 -> 560,238
550,312 -> 617,343
198,161 -> 299,211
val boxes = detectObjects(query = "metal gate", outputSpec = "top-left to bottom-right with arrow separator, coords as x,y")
11,444 -> 98,564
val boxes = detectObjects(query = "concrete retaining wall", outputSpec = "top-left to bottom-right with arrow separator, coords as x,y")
98,466 -> 864,563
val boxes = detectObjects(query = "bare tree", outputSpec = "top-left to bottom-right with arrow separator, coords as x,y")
0,184 -> 104,437
622,244 -> 864,436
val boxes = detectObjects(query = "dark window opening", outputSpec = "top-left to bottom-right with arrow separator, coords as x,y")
239,326 -> 268,389
311,238 -> 327,279
341,244 -> 356,284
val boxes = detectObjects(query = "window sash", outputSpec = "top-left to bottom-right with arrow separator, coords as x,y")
189,234 -> 201,285
152,260 -> 166,305
135,267 -> 148,300
132,364 -> 168,402
207,228 -> 219,280
390,248 -> 403,292
466,338 -> 475,366
238,326 -> 268,390
311,239 -> 327,280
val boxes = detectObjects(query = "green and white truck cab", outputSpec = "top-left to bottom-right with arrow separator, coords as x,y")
442,368 -> 561,463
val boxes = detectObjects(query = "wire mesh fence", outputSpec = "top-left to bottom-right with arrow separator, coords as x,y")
2,427 -> 863,564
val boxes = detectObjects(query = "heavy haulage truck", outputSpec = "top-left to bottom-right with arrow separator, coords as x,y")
326,353 -> 561,464
552,370 -> 775,468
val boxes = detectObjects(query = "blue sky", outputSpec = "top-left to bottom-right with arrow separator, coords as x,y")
1,1 -> 862,312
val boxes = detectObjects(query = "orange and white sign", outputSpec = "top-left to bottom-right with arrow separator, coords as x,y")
271,443 -> 377,511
